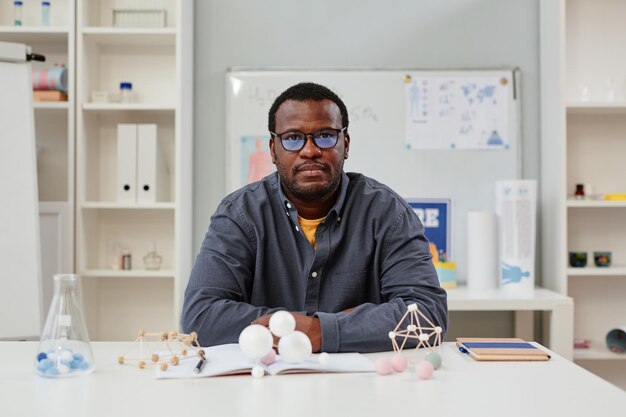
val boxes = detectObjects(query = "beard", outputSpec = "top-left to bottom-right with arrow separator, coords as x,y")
274,150 -> 344,202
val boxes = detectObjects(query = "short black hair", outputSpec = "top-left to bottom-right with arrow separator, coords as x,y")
268,82 -> 349,133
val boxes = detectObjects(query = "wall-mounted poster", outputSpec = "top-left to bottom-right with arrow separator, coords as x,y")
240,135 -> 275,187
407,199 -> 452,261
404,73 -> 513,150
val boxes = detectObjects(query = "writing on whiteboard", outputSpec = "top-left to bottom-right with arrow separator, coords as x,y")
244,86 -> 379,125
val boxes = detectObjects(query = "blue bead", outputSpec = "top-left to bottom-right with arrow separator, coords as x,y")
73,353 -> 84,361
37,352 -> 47,362
37,359 -> 53,372
45,367 -> 59,376
79,361 -> 90,370
70,359 -> 81,369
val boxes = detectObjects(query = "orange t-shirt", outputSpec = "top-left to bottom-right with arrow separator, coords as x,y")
297,215 -> 325,250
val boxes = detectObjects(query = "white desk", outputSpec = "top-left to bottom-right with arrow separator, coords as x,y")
2,342 -> 622,417
447,286 -> 574,359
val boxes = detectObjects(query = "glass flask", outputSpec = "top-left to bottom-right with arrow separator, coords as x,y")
143,241 -> 163,270
35,274 -> 95,378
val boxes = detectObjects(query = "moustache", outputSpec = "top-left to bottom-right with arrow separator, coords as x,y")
295,163 -> 327,172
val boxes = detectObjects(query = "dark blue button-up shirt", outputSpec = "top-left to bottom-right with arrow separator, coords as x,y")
182,171 -> 448,352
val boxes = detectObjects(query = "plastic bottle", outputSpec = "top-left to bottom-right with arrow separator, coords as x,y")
119,82 -> 133,103
14,1 -> 23,26
42,1 -> 51,26
35,274 -> 95,378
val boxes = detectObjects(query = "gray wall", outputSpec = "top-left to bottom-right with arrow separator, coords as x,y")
193,0 -> 540,338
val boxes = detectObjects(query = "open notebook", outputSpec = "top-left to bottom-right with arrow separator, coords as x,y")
156,344 -> 375,379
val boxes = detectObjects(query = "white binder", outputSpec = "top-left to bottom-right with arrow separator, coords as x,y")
137,124 -> 167,203
0,42 -> 43,338
117,124 -> 138,203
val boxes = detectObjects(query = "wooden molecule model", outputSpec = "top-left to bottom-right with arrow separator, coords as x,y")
375,303 -> 443,378
389,303 -> 443,353
117,330 -> 204,371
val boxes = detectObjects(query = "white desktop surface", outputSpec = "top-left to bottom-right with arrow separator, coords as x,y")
1,342 -> 623,417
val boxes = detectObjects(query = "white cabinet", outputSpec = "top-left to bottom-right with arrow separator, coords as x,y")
541,0 -> 626,389
75,0 -> 193,340
0,0 -> 76,313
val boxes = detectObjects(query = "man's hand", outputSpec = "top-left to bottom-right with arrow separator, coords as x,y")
252,312 -> 322,353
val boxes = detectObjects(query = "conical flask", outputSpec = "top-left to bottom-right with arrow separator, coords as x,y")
35,274 -> 95,377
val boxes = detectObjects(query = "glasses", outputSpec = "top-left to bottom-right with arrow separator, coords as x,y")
270,127 -> 346,152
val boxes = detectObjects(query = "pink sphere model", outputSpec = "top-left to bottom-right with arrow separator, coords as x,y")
390,353 -> 408,372
415,360 -> 434,380
260,349 -> 277,365
375,357 -> 393,375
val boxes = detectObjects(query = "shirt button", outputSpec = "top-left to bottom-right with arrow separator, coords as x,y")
295,225 -> 300,232
287,203 -> 292,209
311,272 -> 318,278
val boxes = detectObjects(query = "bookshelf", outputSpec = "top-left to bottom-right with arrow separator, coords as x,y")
541,0 -> 626,389
76,0 -> 193,340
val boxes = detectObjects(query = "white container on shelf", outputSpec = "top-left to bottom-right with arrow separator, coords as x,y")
91,90 -> 109,103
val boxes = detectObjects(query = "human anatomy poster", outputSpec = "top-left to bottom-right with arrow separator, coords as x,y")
240,135 -> 275,187
405,74 -> 511,150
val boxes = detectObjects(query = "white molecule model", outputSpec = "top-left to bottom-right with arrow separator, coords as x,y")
278,330 -> 312,363
318,352 -> 330,366
269,311 -> 296,337
238,324 -> 274,360
251,365 -> 265,378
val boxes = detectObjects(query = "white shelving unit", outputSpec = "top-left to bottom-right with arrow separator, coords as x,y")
76,0 -> 193,340
541,0 -> 626,389
0,0 -> 75,314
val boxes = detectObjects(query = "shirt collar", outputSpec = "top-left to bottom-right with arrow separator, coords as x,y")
275,171 -> 350,224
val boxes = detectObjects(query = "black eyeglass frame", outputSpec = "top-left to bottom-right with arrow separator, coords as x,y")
270,127 -> 347,152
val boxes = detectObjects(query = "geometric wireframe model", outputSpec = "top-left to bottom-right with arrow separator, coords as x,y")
117,330 -> 204,371
388,303 -> 442,353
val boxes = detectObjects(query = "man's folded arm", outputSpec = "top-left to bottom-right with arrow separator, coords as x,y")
316,207 -> 448,353
181,204 -> 284,347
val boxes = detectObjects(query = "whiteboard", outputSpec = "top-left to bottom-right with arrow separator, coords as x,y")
225,69 -> 521,283
0,43 -> 43,339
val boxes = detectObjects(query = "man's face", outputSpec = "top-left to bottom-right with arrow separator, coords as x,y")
270,99 -> 350,203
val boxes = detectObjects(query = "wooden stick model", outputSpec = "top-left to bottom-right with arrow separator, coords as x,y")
117,330 -> 204,371
388,303 -> 443,354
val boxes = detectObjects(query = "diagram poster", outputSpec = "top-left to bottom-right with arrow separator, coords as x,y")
405,75 -> 511,150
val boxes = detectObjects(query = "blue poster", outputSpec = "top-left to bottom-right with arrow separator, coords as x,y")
407,199 -> 451,260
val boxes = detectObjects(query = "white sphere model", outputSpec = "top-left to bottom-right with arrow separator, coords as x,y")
269,311 -> 296,337
419,333 -> 430,342
238,324 -> 273,360
251,365 -> 265,378
57,364 -> 70,374
278,331 -> 312,363
318,352 -> 330,366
